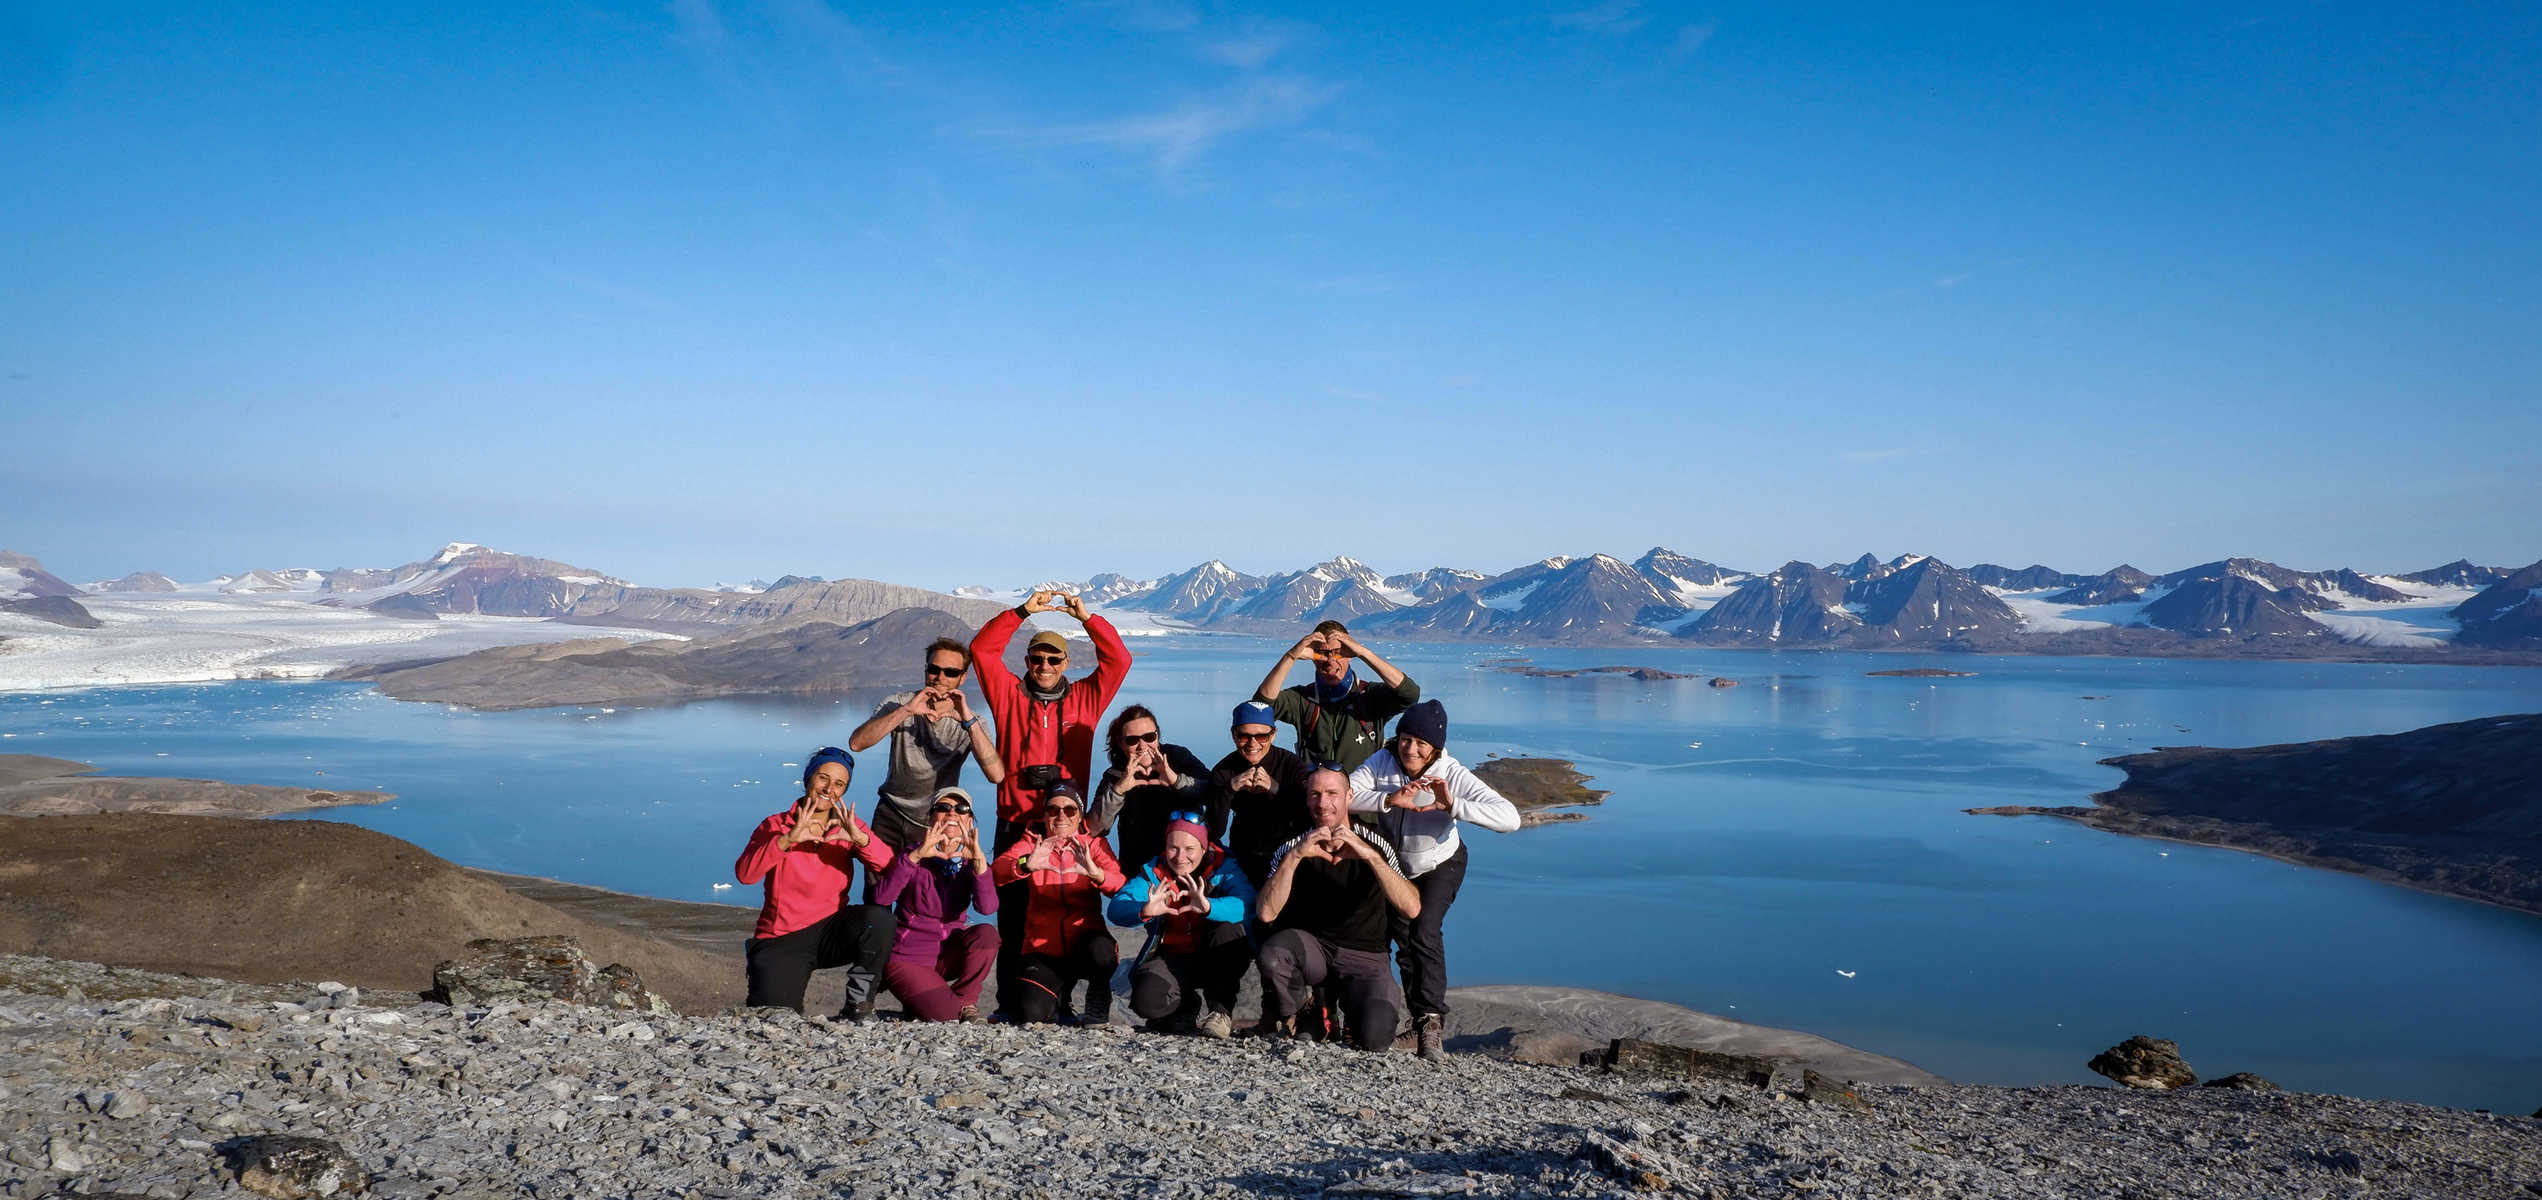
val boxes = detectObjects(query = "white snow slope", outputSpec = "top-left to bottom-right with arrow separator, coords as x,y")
0,593 -> 681,691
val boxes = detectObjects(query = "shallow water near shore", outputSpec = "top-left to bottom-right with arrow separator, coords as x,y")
7,639 -> 2542,1111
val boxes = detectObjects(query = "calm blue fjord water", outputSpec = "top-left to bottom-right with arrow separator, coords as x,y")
6,638 -> 2540,1111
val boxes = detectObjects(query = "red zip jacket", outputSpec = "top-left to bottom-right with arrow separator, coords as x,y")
990,832 -> 1127,958
734,808 -> 894,940
969,608 -> 1132,825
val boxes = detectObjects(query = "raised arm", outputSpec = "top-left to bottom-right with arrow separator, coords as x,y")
1105,872 -> 1155,927
733,815 -> 791,884
1079,609 -> 1135,710
968,608 -> 1025,697
1346,755 -> 1391,814
1254,634 -> 1315,702
1440,758 -> 1521,833
846,695 -> 917,754
1334,631 -> 1411,692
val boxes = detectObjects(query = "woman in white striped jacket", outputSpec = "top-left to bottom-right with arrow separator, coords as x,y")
1345,699 -> 1519,1060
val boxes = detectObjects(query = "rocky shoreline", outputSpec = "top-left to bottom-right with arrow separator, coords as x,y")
5,953 -> 2539,1199
0,756 -> 390,818
1968,713 -> 2542,915
1469,757 -> 1611,827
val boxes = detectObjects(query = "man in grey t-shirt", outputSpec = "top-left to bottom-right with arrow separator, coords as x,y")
847,637 -> 1008,852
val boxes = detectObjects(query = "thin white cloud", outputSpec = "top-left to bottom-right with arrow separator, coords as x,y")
1204,30 -> 1297,70
1551,0 -> 1650,35
981,75 -> 1344,175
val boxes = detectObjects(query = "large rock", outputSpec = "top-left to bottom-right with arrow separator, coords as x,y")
225,1134 -> 368,1198
1602,1037 -> 1779,1088
2089,1036 -> 2197,1089
430,936 -> 670,1014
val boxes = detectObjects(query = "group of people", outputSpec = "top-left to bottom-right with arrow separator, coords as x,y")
733,593 -> 1519,1058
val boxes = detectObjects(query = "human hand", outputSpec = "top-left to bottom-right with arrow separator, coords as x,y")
1427,777 -> 1454,812
1062,593 -> 1091,622
1071,839 -> 1099,878
1021,590 -> 1056,616
1178,874 -> 1212,915
948,690 -> 975,723
1233,766 -> 1272,793
1141,878 -> 1179,919
1385,782 -> 1431,811
963,819 -> 986,864
1327,829 -> 1371,862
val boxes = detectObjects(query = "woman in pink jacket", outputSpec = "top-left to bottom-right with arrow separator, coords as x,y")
734,747 -> 897,1019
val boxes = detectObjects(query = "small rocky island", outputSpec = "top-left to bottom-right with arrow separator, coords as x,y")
0,755 -> 389,817
1969,712 -> 2542,913
1492,664 -> 1698,681
1472,756 -> 1611,826
1865,668 -> 1977,678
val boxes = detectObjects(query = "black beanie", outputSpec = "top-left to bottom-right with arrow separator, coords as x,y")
1396,700 -> 1448,750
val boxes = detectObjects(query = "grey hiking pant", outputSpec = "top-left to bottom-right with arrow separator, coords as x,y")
1257,928 -> 1404,1052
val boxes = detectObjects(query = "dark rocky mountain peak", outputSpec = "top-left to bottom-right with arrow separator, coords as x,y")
2397,559 -> 2510,589
766,575 -> 827,591
1831,553 -> 1892,581
2044,564 -> 2155,606
1130,560 -> 1265,622
2449,560 -> 2542,650
1231,557 -> 1400,623
1842,558 -> 2024,644
1964,563 -> 2084,591
0,550 -> 87,599
1381,566 -> 1488,601
1631,548 -> 1744,601
1356,589 -> 1506,638
2139,574 -> 2333,639
2308,568 -> 2416,605
1682,561 -> 1860,644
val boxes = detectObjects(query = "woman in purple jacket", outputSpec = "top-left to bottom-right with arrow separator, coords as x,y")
875,787 -> 1001,1022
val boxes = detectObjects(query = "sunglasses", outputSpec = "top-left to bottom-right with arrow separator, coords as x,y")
925,663 -> 967,678
1231,731 -> 1273,744
1044,803 -> 1082,816
1025,654 -> 1066,666
1122,731 -> 1159,745
930,802 -> 972,815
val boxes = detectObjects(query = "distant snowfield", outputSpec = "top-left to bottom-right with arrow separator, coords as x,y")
0,592 -> 681,691
1994,583 -> 2475,646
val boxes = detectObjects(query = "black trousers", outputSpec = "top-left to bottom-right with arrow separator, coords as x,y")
991,819 -> 1029,1014
743,904 -> 896,1014
1257,928 -> 1403,1052
1010,936 -> 1121,1024
1130,921 -> 1251,1021
1390,842 -> 1468,1020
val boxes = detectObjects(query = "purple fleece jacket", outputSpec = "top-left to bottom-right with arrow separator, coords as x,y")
874,854 -> 999,962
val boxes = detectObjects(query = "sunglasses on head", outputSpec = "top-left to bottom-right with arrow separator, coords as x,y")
1122,730 -> 1159,745
1025,653 -> 1066,666
924,663 -> 966,678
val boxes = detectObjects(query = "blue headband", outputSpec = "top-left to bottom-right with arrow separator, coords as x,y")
803,746 -> 854,787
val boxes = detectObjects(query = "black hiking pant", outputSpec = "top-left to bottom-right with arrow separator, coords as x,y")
1130,921 -> 1250,1022
1391,842 -> 1467,1020
744,904 -> 895,1015
1258,928 -> 1403,1052
1010,937 -> 1121,1024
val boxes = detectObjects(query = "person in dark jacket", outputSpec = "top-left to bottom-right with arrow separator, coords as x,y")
1253,620 -> 1419,773
733,747 -> 897,1019
988,784 -> 1127,1025
1255,769 -> 1422,1052
1106,817 -> 1255,1039
1088,705 -> 1223,872
1212,699 -> 1314,887
874,788 -> 999,1023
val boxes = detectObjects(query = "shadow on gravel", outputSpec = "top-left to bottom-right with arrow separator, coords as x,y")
1220,1147 -> 1587,1195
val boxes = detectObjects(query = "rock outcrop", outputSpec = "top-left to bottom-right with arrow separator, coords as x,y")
2088,1036 -> 2197,1089
429,935 -> 669,1014
2450,560 -> 2542,650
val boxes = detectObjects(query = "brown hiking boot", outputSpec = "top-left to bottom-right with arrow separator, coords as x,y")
1416,1012 -> 1444,1061
957,1005 -> 988,1025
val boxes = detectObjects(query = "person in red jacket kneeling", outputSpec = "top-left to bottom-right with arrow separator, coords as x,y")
734,747 -> 897,1019
990,783 -> 1127,1025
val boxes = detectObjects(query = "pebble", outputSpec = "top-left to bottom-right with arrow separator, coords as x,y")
1,951 -> 2538,1199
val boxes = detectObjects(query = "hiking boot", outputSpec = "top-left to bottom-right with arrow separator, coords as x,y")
1082,986 -> 1113,1027
1196,1009 -> 1234,1040
957,1005 -> 988,1025
1416,1012 -> 1444,1061
1263,1015 -> 1298,1040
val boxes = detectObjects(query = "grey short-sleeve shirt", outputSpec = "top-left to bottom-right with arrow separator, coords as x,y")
869,691 -> 975,846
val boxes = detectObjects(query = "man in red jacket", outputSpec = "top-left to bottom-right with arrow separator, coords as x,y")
969,588 -> 1132,1018
968,588 -> 1133,844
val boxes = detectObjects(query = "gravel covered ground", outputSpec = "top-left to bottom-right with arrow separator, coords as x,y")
3,955 -> 2537,1199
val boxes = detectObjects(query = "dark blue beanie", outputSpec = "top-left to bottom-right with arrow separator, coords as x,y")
1395,700 -> 1447,750
803,746 -> 854,787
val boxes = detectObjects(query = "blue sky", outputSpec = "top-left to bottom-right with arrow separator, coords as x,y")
5,1 -> 2537,589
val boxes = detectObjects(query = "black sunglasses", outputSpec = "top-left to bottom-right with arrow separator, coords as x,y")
1025,653 -> 1066,665
925,663 -> 967,678
930,801 -> 972,815
1232,731 -> 1273,744
1122,730 -> 1160,745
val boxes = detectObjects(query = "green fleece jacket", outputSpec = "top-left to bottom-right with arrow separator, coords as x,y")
1269,675 -> 1420,773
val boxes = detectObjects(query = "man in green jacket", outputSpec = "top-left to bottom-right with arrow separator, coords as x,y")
1253,620 -> 1419,774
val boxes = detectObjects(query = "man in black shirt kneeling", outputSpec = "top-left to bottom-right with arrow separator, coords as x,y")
1254,767 -> 1422,1052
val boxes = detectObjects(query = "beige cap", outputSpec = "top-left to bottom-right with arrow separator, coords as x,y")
1026,630 -> 1069,654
